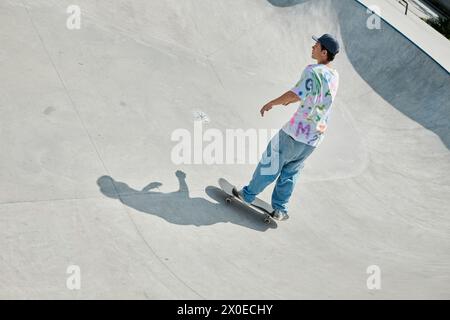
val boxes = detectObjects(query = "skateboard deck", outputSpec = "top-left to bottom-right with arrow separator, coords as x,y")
218,178 -> 275,224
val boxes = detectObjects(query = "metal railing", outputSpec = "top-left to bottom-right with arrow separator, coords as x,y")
399,0 -> 409,15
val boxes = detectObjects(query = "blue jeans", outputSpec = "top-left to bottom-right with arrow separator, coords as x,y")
242,129 -> 315,213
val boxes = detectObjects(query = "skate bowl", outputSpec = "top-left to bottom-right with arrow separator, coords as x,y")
0,0 -> 449,298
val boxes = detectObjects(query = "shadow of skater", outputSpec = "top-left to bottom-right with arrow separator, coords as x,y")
97,170 -> 277,231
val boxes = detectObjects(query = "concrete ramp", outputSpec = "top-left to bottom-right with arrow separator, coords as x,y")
0,0 -> 449,299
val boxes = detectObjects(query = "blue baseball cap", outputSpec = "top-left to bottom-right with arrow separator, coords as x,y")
312,34 -> 340,55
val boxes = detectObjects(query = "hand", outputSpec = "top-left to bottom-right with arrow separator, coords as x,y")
175,170 -> 186,179
260,102 -> 274,117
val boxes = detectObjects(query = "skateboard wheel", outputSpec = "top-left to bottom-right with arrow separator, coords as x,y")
264,218 -> 271,224
225,198 -> 232,204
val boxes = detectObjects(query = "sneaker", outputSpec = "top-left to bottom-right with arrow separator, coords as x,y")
232,187 -> 250,203
272,209 -> 289,221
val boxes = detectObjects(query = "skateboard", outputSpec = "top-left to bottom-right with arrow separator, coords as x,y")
218,178 -> 275,224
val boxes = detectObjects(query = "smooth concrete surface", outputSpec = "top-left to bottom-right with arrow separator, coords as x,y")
0,0 -> 449,299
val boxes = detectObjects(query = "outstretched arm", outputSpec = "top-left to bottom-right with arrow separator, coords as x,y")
260,91 -> 300,117
175,170 -> 189,196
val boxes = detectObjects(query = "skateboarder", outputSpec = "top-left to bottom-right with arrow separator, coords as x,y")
234,34 -> 340,221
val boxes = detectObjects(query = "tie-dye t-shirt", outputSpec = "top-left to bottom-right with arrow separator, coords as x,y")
282,64 -> 339,147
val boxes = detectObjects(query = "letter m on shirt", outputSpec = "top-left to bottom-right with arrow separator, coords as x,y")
296,121 -> 311,138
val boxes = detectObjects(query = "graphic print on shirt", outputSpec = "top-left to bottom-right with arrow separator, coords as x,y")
282,64 -> 339,147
